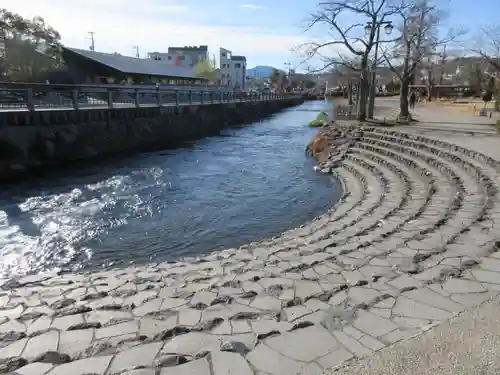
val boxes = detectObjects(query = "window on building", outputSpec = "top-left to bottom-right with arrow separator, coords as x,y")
221,53 -> 226,57
235,63 -> 241,68
168,56 -> 172,60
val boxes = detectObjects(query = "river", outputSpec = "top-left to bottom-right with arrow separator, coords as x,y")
0,100 -> 342,279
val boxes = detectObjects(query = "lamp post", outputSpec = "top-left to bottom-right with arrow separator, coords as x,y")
365,20 -> 393,119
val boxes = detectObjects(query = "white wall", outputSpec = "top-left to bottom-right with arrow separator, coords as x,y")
219,48 -> 246,90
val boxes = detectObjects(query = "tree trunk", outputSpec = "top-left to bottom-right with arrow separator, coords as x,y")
399,79 -> 410,120
427,69 -> 432,102
348,81 -> 353,105
358,64 -> 369,121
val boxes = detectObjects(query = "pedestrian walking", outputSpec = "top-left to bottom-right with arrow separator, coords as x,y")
409,91 -> 417,109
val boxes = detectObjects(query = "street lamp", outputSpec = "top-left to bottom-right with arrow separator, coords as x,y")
365,22 -> 393,35
367,20 -> 393,119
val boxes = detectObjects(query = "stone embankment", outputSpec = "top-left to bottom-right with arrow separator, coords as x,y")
2,124 -> 500,375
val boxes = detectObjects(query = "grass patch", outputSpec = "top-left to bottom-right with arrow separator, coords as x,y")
308,111 -> 330,127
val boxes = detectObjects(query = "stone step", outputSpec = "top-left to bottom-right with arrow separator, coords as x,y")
2,129 -> 500,375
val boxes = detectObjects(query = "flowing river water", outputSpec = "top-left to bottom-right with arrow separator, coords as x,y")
0,100 -> 342,279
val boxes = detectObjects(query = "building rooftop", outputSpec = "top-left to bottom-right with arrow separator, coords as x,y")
168,45 -> 208,52
63,47 -> 206,80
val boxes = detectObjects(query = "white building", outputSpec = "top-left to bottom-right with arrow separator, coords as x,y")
219,48 -> 246,90
147,45 -> 208,68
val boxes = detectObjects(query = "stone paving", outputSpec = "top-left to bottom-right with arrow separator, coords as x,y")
2,117 -> 500,374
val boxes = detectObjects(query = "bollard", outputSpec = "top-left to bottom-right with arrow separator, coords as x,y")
107,90 -> 113,109
134,89 -> 140,108
156,86 -> 162,106
26,88 -> 35,112
72,90 -> 80,110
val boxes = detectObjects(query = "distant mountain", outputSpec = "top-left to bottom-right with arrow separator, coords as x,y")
247,65 -> 278,78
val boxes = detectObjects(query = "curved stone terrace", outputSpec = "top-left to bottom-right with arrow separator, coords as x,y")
1,102 -> 500,375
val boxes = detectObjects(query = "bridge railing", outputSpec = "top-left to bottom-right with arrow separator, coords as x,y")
0,83 -> 300,112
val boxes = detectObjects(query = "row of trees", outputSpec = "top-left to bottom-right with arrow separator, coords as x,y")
300,0 -> 499,122
0,8 -> 62,81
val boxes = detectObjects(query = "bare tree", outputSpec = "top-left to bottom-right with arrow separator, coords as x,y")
382,0 -> 464,120
474,26 -> 500,72
298,0 -> 402,121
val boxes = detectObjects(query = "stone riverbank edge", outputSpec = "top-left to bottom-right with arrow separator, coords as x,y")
2,124 -> 500,375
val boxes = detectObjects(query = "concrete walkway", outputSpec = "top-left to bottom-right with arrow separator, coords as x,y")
328,295 -> 500,375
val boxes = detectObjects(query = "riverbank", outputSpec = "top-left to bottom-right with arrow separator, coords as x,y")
2,106 -> 500,375
0,98 -> 303,183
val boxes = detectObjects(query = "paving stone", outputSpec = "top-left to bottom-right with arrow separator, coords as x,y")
470,269 -> 500,284
295,280 -> 323,300
16,362 -> 54,375
392,296 -> 453,321
332,330 -> 373,357
246,343 -> 301,375
161,332 -> 222,355
132,298 -> 163,317
283,305 -> 312,321
0,338 -> 28,359
95,321 -> 138,339
449,291 -> 497,307
107,342 -> 163,374
480,257 -> 500,272
51,314 -> 85,331
0,319 -> 26,334
250,319 -> 293,336
358,335 -> 386,351
300,361 -> 324,375
191,291 -> 217,307
316,347 -> 354,370
22,331 -> 59,360
250,295 -> 282,311
211,351 -> 253,375
0,356 -> 28,373
120,369 -> 156,375
159,358 -> 210,375
230,320 -> 251,334
347,287 -> 382,305
351,310 -> 399,338
58,329 -> 94,359
328,291 -> 348,306
402,287 -> 466,313
139,316 -> 177,338
264,325 -> 339,362
46,355 -> 113,375
441,278 -> 486,294
85,310 -> 134,326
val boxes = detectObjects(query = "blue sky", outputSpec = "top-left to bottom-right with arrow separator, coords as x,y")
5,0 -> 499,71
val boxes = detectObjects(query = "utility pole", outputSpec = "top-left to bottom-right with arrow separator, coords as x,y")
87,32 -> 96,51
133,45 -> 140,58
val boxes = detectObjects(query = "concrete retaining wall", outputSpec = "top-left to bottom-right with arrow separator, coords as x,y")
0,99 -> 303,182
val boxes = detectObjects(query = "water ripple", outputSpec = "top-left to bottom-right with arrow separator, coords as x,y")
0,100 -> 341,278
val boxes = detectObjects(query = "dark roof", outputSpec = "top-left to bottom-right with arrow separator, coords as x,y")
168,45 -> 208,52
63,47 -> 205,80
231,55 -> 246,61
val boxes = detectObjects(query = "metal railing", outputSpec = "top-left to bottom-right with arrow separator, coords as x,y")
0,83 -> 300,112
